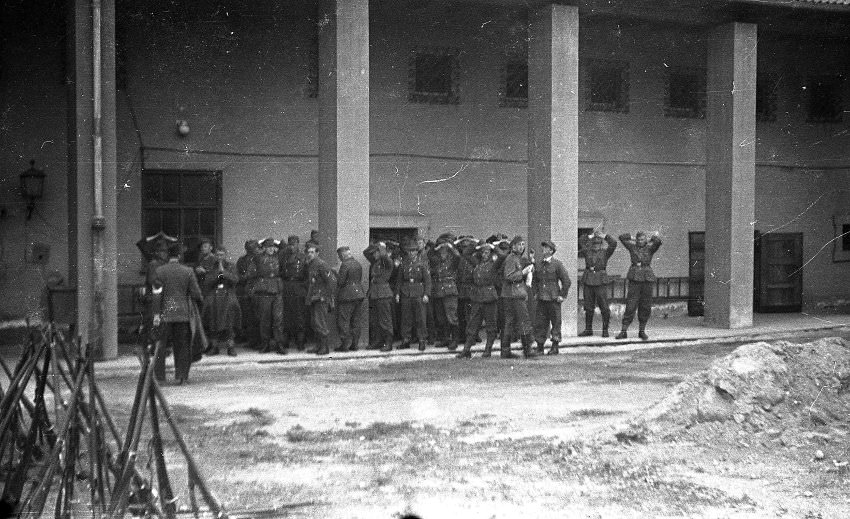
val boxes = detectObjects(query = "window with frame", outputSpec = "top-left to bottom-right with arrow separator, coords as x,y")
586,59 -> 629,113
500,59 -> 528,108
141,170 -> 222,264
806,75 -> 843,123
408,47 -> 460,105
664,66 -> 706,119
756,73 -> 778,122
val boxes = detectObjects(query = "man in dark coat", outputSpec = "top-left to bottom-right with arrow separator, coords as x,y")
335,246 -> 365,352
251,238 -> 285,353
617,231 -> 663,340
578,231 -> 618,337
152,243 -> 204,384
396,239 -> 432,351
532,240 -> 572,355
501,235 -> 535,358
364,241 -> 396,352
201,246 -> 241,356
236,239 -> 261,348
305,243 -> 337,355
455,236 -> 477,345
430,233 -> 461,350
144,240 -> 169,338
280,235 -> 309,351
457,241 -> 505,359
194,237 -> 217,296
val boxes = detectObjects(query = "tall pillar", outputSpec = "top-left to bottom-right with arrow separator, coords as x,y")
704,22 -> 757,329
528,4 -> 579,337
318,0 -> 369,344
67,0 -> 118,357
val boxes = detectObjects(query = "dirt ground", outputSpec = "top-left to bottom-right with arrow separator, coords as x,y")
92,330 -> 850,519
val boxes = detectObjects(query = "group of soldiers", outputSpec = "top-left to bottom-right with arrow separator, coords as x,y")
144,227 -> 662,382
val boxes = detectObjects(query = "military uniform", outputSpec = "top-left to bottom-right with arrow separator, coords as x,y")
579,234 -> 618,337
236,241 -> 260,348
201,258 -> 241,356
152,258 -> 204,383
280,246 -> 308,350
364,244 -> 395,351
251,245 -> 284,352
305,255 -> 337,355
617,233 -> 662,340
456,242 -> 476,344
195,251 -> 218,297
457,245 -> 505,358
501,241 -> 535,358
532,243 -> 571,355
335,255 -> 365,351
397,249 -> 432,350
430,236 -> 461,349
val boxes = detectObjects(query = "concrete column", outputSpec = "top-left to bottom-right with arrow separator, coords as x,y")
704,22 -> 757,329
317,0 -> 369,344
528,4 -> 579,337
66,0 -> 118,357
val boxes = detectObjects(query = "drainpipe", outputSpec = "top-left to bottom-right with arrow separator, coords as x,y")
90,0 -> 106,358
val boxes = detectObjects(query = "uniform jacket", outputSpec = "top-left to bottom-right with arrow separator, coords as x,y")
306,257 -> 337,304
251,254 -> 283,294
470,252 -> 504,303
201,260 -> 241,333
336,257 -> 365,302
196,252 -> 218,296
533,256 -> 571,301
501,252 -> 531,299
364,247 -> 395,300
456,251 -> 475,299
579,235 -> 618,286
153,260 -> 204,323
430,249 -> 459,298
619,234 -> 662,282
280,249 -> 308,297
235,253 -> 256,296
396,256 -> 432,298
202,260 -> 239,293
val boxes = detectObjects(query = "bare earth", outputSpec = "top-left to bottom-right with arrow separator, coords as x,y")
94,331 -> 850,519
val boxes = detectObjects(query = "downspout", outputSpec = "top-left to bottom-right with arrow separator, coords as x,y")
90,0 -> 106,358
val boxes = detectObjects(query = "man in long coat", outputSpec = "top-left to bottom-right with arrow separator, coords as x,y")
335,245 -> 365,352
305,243 -> 337,355
252,238 -> 285,353
364,242 -> 396,352
501,235 -> 535,358
396,239 -> 432,351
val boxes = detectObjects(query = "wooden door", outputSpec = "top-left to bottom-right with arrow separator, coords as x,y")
688,232 -> 705,316
757,232 -> 803,312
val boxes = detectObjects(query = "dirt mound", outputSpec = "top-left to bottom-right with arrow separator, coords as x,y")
618,337 -> 850,442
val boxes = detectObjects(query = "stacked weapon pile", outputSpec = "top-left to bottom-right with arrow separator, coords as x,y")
0,324 -> 227,518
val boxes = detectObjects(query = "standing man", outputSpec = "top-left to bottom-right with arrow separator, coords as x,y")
201,247 -> 241,356
280,235 -> 308,351
617,232 -> 663,340
501,236 -> 536,359
236,239 -> 261,349
152,243 -> 204,384
457,241 -> 505,359
335,246 -> 365,352
431,233 -> 461,350
396,239 -> 432,351
578,231 -> 618,337
194,237 -> 217,296
455,236 -> 477,345
143,240 -> 170,339
532,240 -> 572,355
252,238 -> 285,353
305,243 -> 337,355
364,242 -> 395,352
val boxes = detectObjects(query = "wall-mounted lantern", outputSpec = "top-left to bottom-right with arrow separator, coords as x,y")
20,159 -> 45,220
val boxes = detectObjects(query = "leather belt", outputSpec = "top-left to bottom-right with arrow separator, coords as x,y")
588,267 -> 606,273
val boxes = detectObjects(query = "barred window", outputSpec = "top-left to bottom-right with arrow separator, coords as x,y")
665,67 -> 706,119
586,60 -> 629,113
500,59 -> 527,108
807,75 -> 843,123
408,47 -> 460,105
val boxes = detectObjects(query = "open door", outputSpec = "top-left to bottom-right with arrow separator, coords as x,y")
688,232 -> 705,316
756,232 -> 803,312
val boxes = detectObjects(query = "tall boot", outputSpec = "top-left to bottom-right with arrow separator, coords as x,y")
638,323 -> 649,341
578,313 -> 594,337
349,333 -> 360,351
481,334 -> 495,358
546,341 -> 559,356
521,335 -> 537,359
226,339 -> 237,357
500,332 -> 516,359
380,332 -> 393,352
456,338 -> 473,359
295,331 -> 306,351
535,340 -> 545,355
447,325 -> 459,351
316,336 -> 330,355
601,317 -> 610,338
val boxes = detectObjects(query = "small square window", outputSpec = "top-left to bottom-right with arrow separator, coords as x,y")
408,47 -> 460,105
843,224 -> 850,251
500,59 -> 528,108
756,73 -> 778,122
665,67 -> 706,119
586,60 -> 629,113
807,75 -> 843,123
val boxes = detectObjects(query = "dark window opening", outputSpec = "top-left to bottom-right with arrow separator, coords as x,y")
807,75 -> 843,123
665,67 -> 705,119
408,47 -> 459,105
843,224 -> 850,251
586,60 -> 629,113
500,59 -> 528,108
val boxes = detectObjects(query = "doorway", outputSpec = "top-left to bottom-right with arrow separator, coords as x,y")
754,231 -> 803,312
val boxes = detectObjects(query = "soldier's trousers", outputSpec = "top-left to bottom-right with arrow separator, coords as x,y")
458,297 -> 472,339
370,298 -> 394,341
282,295 -> 307,336
433,295 -> 459,338
466,301 -> 497,342
238,294 -> 258,345
534,300 -> 562,343
310,301 -> 331,339
336,299 -> 364,347
253,293 -> 283,346
583,284 -> 611,321
154,322 -> 191,382
502,297 -> 533,338
622,281 -> 653,329
400,296 -> 427,342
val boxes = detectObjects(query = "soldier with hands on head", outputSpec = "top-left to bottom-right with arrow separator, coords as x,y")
616,231 -> 663,340
364,241 -> 396,352
305,243 -> 337,355
396,239 -> 432,351
456,240 -> 506,359
455,236 -> 477,345
252,238 -> 285,354
280,235 -> 309,351
501,235 -> 536,359
532,240 -> 571,355
430,233 -> 461,350
335,245 -> 366,352
236,239 -> 261,349
201,246 -> 241,356
578,230 -> 618,337
194,237 -> 217,295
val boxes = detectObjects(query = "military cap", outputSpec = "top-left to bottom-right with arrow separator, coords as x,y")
541,240 -> 557,253
245,239 -> 260,250
402,238 -> 418,251
287,235 -> 300,245
510,235 -> 525,247
336,245 -> 350,254
199,236 -> 214,246
590,235 -> 605,245
635,231 -> 647,239
436,232 -> 457,245
261,237 -> 276,247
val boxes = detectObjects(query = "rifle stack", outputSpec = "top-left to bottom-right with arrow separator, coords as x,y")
0,324 -> 228,518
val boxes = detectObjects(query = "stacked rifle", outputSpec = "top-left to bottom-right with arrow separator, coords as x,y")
0,324 -> 227,518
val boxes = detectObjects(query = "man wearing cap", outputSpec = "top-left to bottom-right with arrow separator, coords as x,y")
617,231 -> 663,340
430,233 -> 461,350
364,241 -> 396,351
501,235 -> 536,358
396,239 -> 432,350
335,246 -> 365,352
455,236 -> 477,344
305,243 -> 337,355
533,240 -> 572,355
236,239 -> 261,349
194,237 -> 217,297
280,235 -> 309,351
252,238 -> 285,353
579,231 -> 618,337
144,240 -> 170,337
457,241 -> 506,359
201,246 -> 241,356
